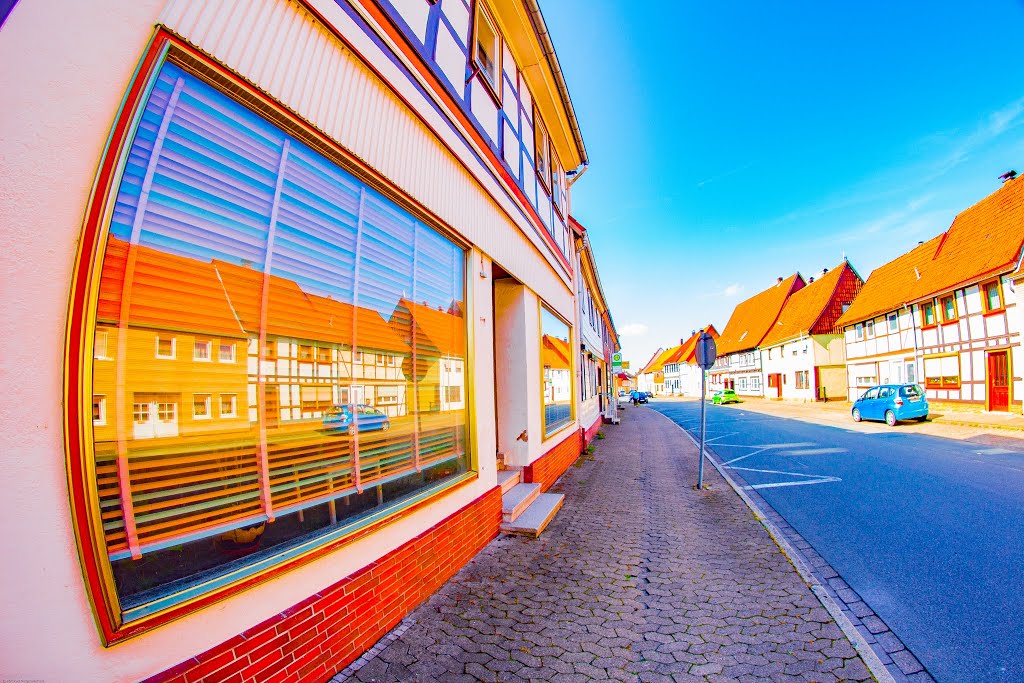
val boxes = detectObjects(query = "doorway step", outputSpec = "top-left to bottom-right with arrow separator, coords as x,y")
497,468 -> 564,538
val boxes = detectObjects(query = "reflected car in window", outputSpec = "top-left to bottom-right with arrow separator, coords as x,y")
322,404 -> 391,434
852,384 -> 928,426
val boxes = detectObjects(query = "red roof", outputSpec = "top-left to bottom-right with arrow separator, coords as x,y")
837,175 -> 1024,326
716,274 -> 805,355
394,299 -> 466,357
680,325 -> 720,363
762,262 -> 863,346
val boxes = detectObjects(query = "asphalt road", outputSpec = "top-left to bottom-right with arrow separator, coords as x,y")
649,400 -> 1024,683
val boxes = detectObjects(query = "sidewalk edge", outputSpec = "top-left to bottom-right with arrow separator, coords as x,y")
656,411 -> 897,683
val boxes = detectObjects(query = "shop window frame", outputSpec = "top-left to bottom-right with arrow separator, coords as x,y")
62,33 -> 477,645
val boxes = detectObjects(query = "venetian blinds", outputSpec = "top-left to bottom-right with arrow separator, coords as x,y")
91,62 -> 468,601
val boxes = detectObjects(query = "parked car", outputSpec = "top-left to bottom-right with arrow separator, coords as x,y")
322,404 -> 391,434
645,391 -> 654,399
852,384 -> 928,426
711,389 -> 739,405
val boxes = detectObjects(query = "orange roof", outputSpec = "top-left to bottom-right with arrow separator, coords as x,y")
762,262 -> 862,346
680,325 -> 720,363
639,346 -> 678,375
837,175 -> 1024,326
716,274 -> 805,355
97,238 -> 246,337
542,335 -> 572,370
395,299 -> 466,357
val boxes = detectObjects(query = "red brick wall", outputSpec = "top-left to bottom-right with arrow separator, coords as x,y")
583,414 -> 602,446
524,430 -> 583,492
141,485 -> 502,683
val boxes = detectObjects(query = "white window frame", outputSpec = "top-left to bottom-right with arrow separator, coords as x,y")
219,393 -> 237,418
94,330 -> 110,360
93,395 -> 107,426
156,335 -> 176,359
193,393 -> 212,419
193,339 -> 212,361
219,342 -> 235,362
473,2 -> 502,98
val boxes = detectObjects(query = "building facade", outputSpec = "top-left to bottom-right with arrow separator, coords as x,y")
711,274 -> 805,397
759,262 -> 863,402
837,176 -> 1023,409
662,326 -> 719,397
0,1 -> 618,681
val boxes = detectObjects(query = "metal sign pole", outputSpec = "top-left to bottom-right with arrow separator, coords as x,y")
698,367 -> 706,488
694,332 -> 716,490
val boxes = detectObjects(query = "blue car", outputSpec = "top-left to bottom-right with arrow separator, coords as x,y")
852,384 -> 928,426
322,404 -> 391,434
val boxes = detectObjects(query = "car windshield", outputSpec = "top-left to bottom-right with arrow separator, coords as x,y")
326,406 -> 348,415
900,385 -> 923,398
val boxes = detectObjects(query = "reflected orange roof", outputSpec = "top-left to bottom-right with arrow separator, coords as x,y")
395,299 -> 466,357
98,237 -> 410,353
762,262 -> 863,346
717,274 -> 805,354
542,335 -> 571,370
837,176 -> 1024,326
97,238 -> 245,337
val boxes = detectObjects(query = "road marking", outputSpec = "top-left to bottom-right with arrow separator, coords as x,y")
729,466 -> 842,489
777,447 -> 847,456
974,448 -> 1019,455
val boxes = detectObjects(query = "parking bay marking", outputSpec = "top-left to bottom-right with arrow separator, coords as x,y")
729,466 -> 842,490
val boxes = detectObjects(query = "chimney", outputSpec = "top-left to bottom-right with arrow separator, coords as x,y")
809,276 -> 815,283
821,267 -> 828,276
680,338 -> 685,345
999,170 -> 1017,183
776,276 -> 783,284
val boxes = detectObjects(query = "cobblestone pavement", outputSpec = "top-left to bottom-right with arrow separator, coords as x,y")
338,408 -> 874,682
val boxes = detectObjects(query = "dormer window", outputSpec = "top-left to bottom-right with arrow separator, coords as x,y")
474,3 -> 501,99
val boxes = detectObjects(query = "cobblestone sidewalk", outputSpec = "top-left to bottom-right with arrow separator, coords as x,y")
335,408 -> 875,682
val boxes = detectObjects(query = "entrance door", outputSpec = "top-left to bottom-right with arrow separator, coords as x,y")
132,393 -> 180,439
988,351 -> 1010,412
767,373 -> 782,398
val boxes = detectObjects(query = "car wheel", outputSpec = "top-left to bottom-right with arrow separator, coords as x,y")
917,414 -> 928,422
885,410 -> 897,427
381,421 -> 390,431
852,408 -> 861,422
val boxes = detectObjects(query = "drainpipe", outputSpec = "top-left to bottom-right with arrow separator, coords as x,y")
523,0 -> 588,169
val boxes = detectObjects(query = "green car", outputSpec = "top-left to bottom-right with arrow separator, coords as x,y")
711,389 -> 739,405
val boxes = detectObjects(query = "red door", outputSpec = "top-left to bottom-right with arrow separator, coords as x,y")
988,351 -> 1009,412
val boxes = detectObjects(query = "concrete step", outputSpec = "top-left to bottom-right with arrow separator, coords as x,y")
496,468 -> 521,494
501,482 -> 541,523
500,493 -> 564,538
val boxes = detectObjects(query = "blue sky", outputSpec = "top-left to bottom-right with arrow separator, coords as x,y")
543,1 -> 1024,368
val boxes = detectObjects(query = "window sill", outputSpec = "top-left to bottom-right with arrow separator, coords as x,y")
983,308 -> 1006,317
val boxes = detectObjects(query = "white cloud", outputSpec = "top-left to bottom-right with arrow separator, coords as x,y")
723,283 -> 744,297
619,323 -> 649,337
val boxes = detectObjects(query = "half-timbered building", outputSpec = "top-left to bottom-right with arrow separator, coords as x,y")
759,262 -> 863,402
837,175 -> 1023,409
711,274 -> 805,397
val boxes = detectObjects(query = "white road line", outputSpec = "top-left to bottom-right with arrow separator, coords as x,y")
777,447 -> 847,456
729,465 -> 842,489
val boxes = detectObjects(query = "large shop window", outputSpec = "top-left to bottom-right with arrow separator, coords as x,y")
541,306 -> 573,436
80,62 -> 470,622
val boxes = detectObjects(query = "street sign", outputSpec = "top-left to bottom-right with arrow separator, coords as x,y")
612,351 -> 622,374
695,333 -> 717,370
695,333 -> 715,489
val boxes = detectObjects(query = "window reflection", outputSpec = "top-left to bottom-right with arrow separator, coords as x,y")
541,306 -> 572,436
89,62 -> 469,608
